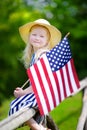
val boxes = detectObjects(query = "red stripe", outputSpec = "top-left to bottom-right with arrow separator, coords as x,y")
34,63 -> 51,113
27,68 -> 44,115
60,68 -> 67,98
41,58 -> 56,108
53,72 -> 61,102
70,59 -> 80,88
65,61 -> 73,93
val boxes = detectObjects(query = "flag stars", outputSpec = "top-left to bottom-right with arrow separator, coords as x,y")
59,54 -> 61,57
52,59 -> 55,62
52,68 -> 55,71
54,48 -> 56,51
55,53 -> 58,56
52,51 -> 55,54
57,66 -> 60,69
54,56 -> 56,59
66,41 -> 68,45
50,63 -> 53,66
59,62 -> 62,65
55,61 -> 58,64
46,37 -> 72,72
54,64 -> 56,68
57,58 -> 60,61
59,46 -> 62,49
57,50 -> 60,53
64,45 -> 66,48
62,63 -> 64,66
47,53 -> 49,57
64,52 -> 66,55
48,57 -> 51,61
61,43 -> 63,46
50,54 -> 53,57
61,51 -> 63,54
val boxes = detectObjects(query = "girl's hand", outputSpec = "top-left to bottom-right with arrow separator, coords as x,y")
14,87 -> 24,98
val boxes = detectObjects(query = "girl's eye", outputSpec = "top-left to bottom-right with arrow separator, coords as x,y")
40,35 -> 44,37
32,34 -> 36,36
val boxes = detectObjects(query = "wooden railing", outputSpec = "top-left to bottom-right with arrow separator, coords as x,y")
0,107 -> 36,130
76,77 -> 87,130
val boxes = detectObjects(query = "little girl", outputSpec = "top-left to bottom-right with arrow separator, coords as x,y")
9,19 -> 61,130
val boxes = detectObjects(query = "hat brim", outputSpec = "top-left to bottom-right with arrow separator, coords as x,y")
19,21 -> 62,49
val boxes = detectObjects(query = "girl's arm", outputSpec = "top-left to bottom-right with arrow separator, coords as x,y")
14,85 -> 33,98
23,85 -> 33,94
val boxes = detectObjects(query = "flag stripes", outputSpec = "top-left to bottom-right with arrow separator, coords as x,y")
27,56 -> 80,115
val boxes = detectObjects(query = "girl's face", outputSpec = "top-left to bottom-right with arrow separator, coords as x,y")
29,26 -> 50,51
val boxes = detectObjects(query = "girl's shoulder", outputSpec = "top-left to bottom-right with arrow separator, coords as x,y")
35,49 -> 49,60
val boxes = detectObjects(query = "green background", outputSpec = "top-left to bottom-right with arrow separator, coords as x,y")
0,0 -> 87,129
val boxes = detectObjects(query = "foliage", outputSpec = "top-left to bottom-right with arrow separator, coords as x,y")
0,0 -> 87,103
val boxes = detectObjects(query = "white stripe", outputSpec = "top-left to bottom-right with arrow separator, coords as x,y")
13,107 -> 17,114
30,65 -> 48,114
36,56 -> 54,111
11,97 -> 24,108
32,99 -> 37,107
43,55 -> 59,106
11,94 -> 33,108
18,102 -> 26,109
67,61 -> 77,91
62,66 -> 71,96
56,71 -> 65,101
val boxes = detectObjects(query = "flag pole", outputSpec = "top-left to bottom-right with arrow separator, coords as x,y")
21,79 -> 30,89
65,32 -> 70,38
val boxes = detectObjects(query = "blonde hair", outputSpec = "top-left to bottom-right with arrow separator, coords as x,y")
22,25 -> 51,68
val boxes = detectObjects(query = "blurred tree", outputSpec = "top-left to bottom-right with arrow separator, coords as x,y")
44,0 -> 87,78
0,0 -> 87,103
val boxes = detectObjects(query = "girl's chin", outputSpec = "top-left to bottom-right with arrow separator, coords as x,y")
33,44 -> 42,48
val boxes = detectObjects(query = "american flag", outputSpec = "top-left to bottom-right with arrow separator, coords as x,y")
27,37 -> 80,115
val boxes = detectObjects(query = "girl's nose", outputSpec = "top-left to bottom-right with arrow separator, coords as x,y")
35,36 -> 40,40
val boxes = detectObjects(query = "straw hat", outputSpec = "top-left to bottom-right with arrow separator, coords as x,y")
19,19 -> 62,49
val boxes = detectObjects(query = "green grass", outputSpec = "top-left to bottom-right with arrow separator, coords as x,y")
50,92 -> 82,130
0,92 -> 82,130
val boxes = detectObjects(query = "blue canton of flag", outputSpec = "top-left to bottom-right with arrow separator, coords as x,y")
46,37 -> 72,71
